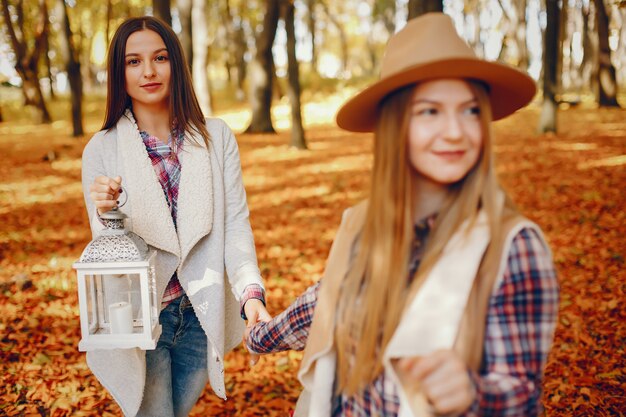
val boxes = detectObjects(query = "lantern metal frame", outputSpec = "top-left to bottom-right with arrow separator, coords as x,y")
73,251 -> 161,351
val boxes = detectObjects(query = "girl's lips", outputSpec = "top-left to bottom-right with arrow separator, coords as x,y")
432,150 -> 466,161
140,83 -> 162,91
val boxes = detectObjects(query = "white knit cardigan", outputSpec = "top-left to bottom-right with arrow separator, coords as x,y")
81,111 -> 264,416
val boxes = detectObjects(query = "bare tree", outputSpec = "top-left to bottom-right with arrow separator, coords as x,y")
538,0 -> 560,133
153,0 -> 171,25
282,0 -> 306,149
43,24 -> 55,99
192,0 -> 212,116
225,0 -> 247,100
246,0 -> 280,133
178,0 -> 193,69
54,0 -> 84,136
1,0 -> 51,123
408,0 -> 443,20
496,0 -> 529,69
319,0 -> 348,76
305,0 -> 317,75
593,0 -> 620,106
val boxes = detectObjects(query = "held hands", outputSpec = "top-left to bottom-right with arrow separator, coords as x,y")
396,350 -> 476,416
243,299 -> 272,367
89,176 -> 123,215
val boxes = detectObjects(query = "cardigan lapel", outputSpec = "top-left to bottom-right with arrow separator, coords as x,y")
176,131 -> 213,266
298,202 -> 367,389
383,211 -> 491,417
116,112 -> 180,257
384,211 -> 491,359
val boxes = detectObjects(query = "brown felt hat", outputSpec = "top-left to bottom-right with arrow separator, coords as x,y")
336,13 -> 537,132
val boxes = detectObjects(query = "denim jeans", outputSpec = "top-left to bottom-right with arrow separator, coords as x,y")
136,295 -> 208,417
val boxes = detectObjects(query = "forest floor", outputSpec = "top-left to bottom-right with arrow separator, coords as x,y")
0,93 -> 625,416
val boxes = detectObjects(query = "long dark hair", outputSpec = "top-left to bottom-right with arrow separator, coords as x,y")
102,16 -> 210,146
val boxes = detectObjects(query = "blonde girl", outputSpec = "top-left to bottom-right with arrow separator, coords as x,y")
245,12 -> 558,417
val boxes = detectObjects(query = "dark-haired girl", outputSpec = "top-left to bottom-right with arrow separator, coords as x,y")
81,16 -> 270,417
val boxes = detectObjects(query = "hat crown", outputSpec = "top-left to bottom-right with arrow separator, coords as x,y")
381,13 -> 476,79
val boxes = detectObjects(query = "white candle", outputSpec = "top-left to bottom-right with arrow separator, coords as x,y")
109,301 -> 134,334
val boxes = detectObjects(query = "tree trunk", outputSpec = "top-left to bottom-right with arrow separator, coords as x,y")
178,0 -> 193,69
225,0 -> 247,100
54,0 -> 84,136
593,0 -> 620,107
43,26 -> 55,99
373,0 -> 396,35
106,0 -> 113,42
557,0 -> 568,93
234,21 -> 247,101
319,0 -> 348,76
581,5 -> 596,92
408,0 -> 443,20
192,0 -> 212,116
538,0 -> 560,133
1,0 -> 51,123
246,0 -> 280,133
515,0 -> 529,70
153,0 -> 171,25
282,0 -> 306,149
306,0 -> 318,75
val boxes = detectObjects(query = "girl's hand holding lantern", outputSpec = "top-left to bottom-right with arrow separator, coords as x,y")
90,176 -> 123,215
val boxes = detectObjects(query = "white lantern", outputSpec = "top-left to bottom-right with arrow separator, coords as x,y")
73,207 -> 161,351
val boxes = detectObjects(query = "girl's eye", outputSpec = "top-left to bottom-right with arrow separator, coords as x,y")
464,106 -> 480,116
126,58 -> 140,66
415,108 -> 437,116
155,55 -> 169,62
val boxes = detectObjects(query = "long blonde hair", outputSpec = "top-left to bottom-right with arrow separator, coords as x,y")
334,80 -> 507,395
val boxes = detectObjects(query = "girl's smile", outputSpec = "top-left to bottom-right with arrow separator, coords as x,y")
407,79 -> 483,189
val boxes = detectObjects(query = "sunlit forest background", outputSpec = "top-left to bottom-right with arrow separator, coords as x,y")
1,0 -> 625,415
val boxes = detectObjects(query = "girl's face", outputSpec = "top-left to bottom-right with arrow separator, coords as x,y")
124,30 -> 171,109
407,79 -> 483,188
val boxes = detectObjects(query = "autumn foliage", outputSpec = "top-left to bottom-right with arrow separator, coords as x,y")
0,102 -> 625,416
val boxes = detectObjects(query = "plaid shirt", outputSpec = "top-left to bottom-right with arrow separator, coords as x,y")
247,219 -> 558,416
140,126 -> 265,313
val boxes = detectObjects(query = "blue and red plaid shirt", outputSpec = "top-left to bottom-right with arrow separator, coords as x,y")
140,125 -> 264,314
247,217 -> 559,416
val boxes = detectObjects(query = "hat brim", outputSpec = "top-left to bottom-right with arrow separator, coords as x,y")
336,58 -> 537,132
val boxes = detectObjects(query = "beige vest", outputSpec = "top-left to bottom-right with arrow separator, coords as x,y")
294,201 -> 545,417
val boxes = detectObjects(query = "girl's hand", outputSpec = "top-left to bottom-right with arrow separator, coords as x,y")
89,176 -> 122,215
396,350 -> 476,416
243,299 -> 272,367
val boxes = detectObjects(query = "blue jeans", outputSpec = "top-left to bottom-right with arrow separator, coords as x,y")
136,295 -> 209,417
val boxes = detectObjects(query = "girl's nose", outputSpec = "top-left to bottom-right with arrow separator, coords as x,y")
443,113 -> 463,140
143,62 -> 156,78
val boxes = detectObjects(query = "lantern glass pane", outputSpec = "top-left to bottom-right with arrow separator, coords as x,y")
85,275 -> 98,333
99,274 -> 144,332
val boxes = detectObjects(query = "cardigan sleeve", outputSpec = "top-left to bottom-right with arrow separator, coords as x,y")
464,227 -> 559,416
81,131 -> 109,237
218,120 -> 266,300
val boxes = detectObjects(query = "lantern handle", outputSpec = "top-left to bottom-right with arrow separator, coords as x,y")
116,186 -> 128,209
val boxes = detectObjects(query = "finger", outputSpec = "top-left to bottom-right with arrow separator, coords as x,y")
94,175 -> 111,185
109,176 -> 122,193
90,182 -> 116,196
249,352 -> 260,367
396,357 -> 420,372
246,309 -> 260,327
259,310 -> 273,322
410,351 -> 448,381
